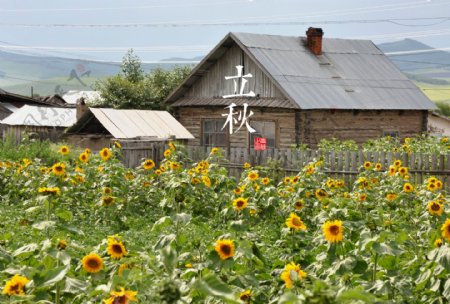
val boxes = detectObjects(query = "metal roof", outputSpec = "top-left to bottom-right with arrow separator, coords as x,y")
0,102 -> 18,113
89,108 -> 194,139
1,105 -> 76,127
172,97 -> 296,109
62,90 -> 102,104
167,32 -> 435,110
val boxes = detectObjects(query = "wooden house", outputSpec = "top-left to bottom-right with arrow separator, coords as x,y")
165,28 -> 436,150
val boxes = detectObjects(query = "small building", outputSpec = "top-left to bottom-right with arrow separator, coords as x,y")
65,107 -> 194,151
166,28 -> 436,150
428,111 -> 450,137
1,105 -> 76,142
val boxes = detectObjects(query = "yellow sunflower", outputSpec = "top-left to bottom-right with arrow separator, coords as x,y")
2,274 -> 30,296
283,176 -> 291,185
113,141 -> 122,149
52,162 -> 66,176
60,145 -> 70,155
102,187 -> 112,195
107,237 -> 128,259
142,159 -> 155,170
82,253 -> 103,273
239,290 -> 251,303
389,165 -> 396,176
403,183 -> 414,193
280,262 -> 307,289
436,180 -> 443,189
315,188 -> 328,200
291,176 -> 300,184
305,165 -> 314,175
294,199 -> 305,210
214,239 -> 235,260
99,148 -> 112,161
248,171 -> 259,181
202,175 -> 211,187
441,219 -> 450,241
155,169 -> 162,176
428,201 -> 444,216
375,163 -> 382,171
79,152 -> 89,163
104,287 -> 138,304
261,177 -> 270,185
386,193 -> 398,201
84,148 -> 91,154
435,238 -> 443,248
118,264 -> 133,276
57,239 -> 68,251
233,187 -> 243,195
102,196 -> 114,206
243,162 -> 251,169
211,147 -> 219,154
286,213 -> 307,231
232,197 -> 248,211
393,160 -> 402,168
363,161 -> 372,170
398,167 -> 408,176
164,149 -> 171,158
170,162 -> 181,170
322,220 -> 344,243
38,187 -> 61,195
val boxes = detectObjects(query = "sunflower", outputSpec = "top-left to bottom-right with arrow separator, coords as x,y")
191,177 -> 201,185
202,175 -> 211,187
99,148 -> 112,161
104,288 -> 138,304
107,237 -> 128,259
243,162 -> 251,169
79,152 -> 89,163
2,274 -> 30,296
315,188 -> 328,200
170,162 -> 181,170
428,177 -> 438,184
322,220 -> 344,243
363,161 -> 372,170
102,196 -> 114,206
428,201 -> 444,216
393,160 -> 402,168
239,290 -> 251,303
60,145 -> 70,155
359,193 -> 367,202
113,141 -> 122,149
125,172 -> 134,180
211,147 -> 219,154
435,238 -> 443,248
169,142 -> 176,151
248,171 -> 259,181
436,180 -> 443,189
280,262 -> 307,289
291,176 -> 300,184
403,183 -> 414,193
294,199 -> 305,210
84,148 -> 91,154
441,219 -> 450,241
427,182 -> 437,191
261,177 -> 270,185
142,159 -> 155,170
232,197 -> 248,211
283,177 -> 291,185
375,163 -> 382,171
51,162 -> 66,176
155,169 -> 162,176
386,193 -> 398,201
305,165 -> 314,175
442,137 -> 449,143
233,187 -> 243,195
326,179 -> 335,188
286,213 -> 307,231
103,187 -> 112,195
336,180 -> 345,188
118,264 -> 133,276
398,167 -> 408,176
389,165 -> 396,176
214,239 -> 235,260
82,253 -> 103,273
164,149 -> 171,158
57,239 -> 68,251
38,187 -> 61,195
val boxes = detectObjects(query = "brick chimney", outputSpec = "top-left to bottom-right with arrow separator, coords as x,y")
76,97 -> 88,120
306,27 -> 324,55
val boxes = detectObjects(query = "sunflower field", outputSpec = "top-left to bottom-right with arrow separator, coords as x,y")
1,142 -> 450,303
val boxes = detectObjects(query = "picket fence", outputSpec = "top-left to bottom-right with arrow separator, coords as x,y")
119,141 -> 450,189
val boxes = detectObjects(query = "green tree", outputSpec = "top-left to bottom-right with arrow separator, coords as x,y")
94,50 -> 192,110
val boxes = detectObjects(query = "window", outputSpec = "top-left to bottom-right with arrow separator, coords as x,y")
249,121 -> 276,149
202,120 -> 227,147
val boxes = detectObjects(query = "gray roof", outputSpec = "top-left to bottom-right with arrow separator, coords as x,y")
167,32 -> 435,110
172,97 -> 295,109
70,108 -> 194,140
1,105 -> 76,127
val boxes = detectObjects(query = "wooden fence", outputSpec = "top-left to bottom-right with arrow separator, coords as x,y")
120,143 -> 450,189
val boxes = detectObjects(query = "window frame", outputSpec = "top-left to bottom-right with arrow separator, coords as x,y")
247,119 -> 278,150
201,118 -> 229,148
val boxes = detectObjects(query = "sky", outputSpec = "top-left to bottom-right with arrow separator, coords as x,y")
0,0 -> 450,62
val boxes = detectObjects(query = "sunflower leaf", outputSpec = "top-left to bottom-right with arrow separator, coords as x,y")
195,274 -> 240,304
12,243 -> 38,257
152,216 -> 173,232
41,265 -> 70,287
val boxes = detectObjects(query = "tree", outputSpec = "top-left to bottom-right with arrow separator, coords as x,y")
94,50 -> 192,110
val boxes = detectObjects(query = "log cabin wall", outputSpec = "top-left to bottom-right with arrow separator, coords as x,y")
175,106 -> 296,149
297,109 -> 428,146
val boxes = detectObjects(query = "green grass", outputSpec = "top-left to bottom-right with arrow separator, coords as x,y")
415,81 -> 450,103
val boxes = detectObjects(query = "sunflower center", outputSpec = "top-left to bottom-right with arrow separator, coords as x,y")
10,283 -> 20,292
114,296 -> 127,304
292,217 -> 302,226
329,225 -> 340,235
112,244 -> 124,254
88,259 -> 99,268
431,203 -> 441,211
220,244 -> 231,255
237,200 -> 244,207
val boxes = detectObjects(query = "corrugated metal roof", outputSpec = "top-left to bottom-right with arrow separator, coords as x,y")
0,102 -> 18,113
1,105 -> 76,127
90,108 -> 194,139
62,91 -> 102,104
172,97 -> 297,109
167,32 -> 435,110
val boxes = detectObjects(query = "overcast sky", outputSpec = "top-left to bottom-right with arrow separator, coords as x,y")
0,0 -> 450,62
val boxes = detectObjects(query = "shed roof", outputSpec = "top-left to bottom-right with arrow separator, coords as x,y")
1,105 -> 76,127
166,32 -> 435,110
62,90 -> 102,104
68,108 -> 194,140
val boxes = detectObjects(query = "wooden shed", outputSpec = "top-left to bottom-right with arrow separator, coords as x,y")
166,29 -> 436,150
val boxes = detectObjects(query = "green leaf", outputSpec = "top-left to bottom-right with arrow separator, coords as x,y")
56,210 -> 73,221
63,277 -> 88,294
443,278 -> 450,300
42,266 -> 70,287
152,216 -> 173,232
161,246 -> 177,275
378,255 -> 397,270
195,274 -> 240,304
12,243 -> 38,257
230,220 -> 248,232
337,289 -> 377,302
173,213 -> 192,226
153,234 -> 176,250
32,221 -> 56,230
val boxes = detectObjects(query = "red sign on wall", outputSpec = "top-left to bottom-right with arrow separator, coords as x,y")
254,137 -> 267,150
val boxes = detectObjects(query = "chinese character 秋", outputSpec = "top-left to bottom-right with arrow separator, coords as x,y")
221,103 -> 255,134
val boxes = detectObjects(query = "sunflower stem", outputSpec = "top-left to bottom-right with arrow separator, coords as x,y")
55,252 -> 61,304
372,252 -> 378,282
